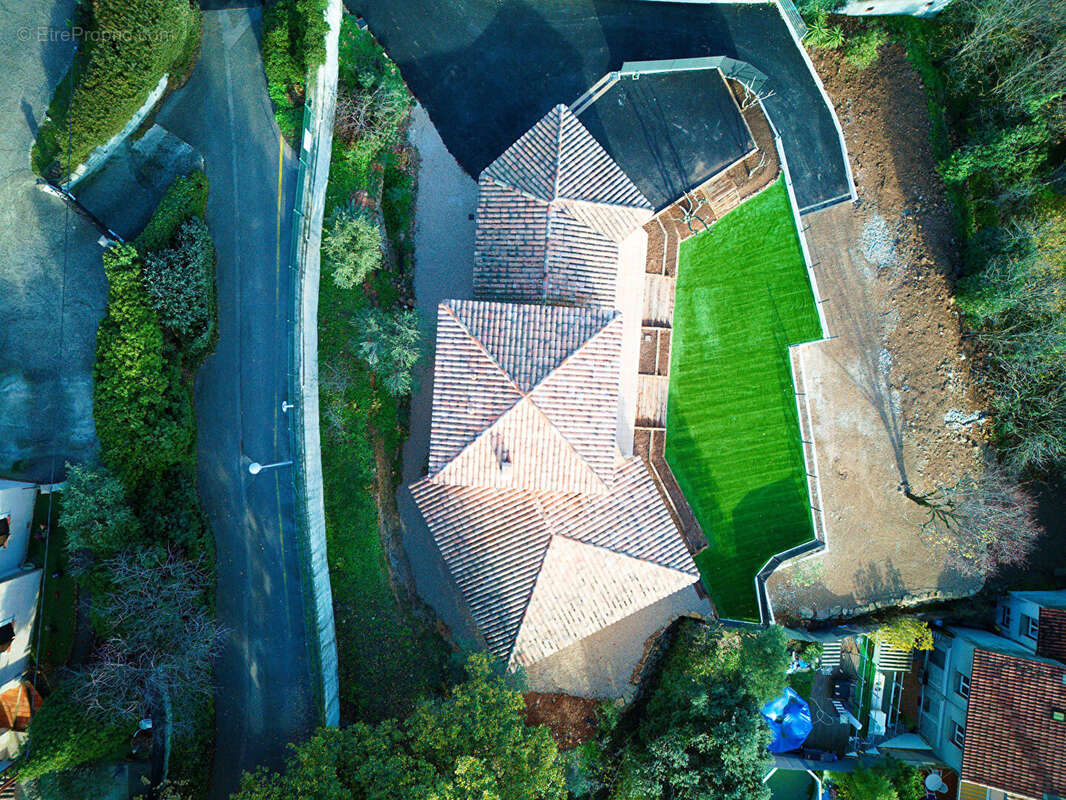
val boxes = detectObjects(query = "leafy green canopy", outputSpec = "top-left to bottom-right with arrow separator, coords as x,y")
232,655 -> 566,800
607,622 -> 788,800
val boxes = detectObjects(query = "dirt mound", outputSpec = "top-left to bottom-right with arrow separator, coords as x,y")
524,693 -> 599,751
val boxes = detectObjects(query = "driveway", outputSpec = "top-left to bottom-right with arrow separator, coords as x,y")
153,7 -> 315,797
346,0 -> 849,213
398,105 -> 483,648
0,0 -> 105,480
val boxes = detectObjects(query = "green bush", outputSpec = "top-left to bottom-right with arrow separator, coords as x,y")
323,206 -> 383,289
133,170 -> 210,254
261,0 -> 328,140
845,26 -> 889,69
33,0 -> 202,178
804,12 -> 845,49
19,684 -> 133,781
143,217 -> 218,358
59,463 -> 141,564
93,244 -> 195,491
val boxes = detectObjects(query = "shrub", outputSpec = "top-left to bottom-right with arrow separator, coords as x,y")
261,0 -> 328,139
133,170 -> 210,254
872,617 -> 934,652
93,244 -> 195,490
143,216 -> 217,357
34,0 -> 202,178
354,307 -> 421,397
59,463 -> 141,564
19,683 -> 133,781
846,26 -> 889,69
804,12 -> 845,49
323,206 -> 383,289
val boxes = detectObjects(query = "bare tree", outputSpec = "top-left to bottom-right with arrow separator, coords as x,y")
72,548 -> 226,735
912,463 -> 1044,577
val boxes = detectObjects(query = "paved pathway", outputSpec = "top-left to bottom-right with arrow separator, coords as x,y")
397,105 -> 483,648
154,8 -> 315,797
0,0 -> 104,480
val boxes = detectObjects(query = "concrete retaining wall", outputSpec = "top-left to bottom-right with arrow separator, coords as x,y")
66,73 -> 169,189
292,0 -> 343,728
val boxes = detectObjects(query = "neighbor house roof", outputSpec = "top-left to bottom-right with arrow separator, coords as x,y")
411,457 -> 696,666
961,648 -> 1066,800
1037,607 -> 1066,664
473,104 -> 653,307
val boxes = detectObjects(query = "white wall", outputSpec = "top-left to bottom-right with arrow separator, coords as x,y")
0,481 -> 37,579
838,0 -> 953,17
0,568 -> 42,691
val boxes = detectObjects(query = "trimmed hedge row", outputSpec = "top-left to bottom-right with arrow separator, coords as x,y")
261,0 -> 329,142
33,0 -> 202,179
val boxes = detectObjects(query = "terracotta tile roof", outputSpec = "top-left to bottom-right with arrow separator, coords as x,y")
427,300 -> 621,494
410,456 -> 696,665
1038,607 -> 1066,664
962,648 -> 1066,800
410,104 -> 696,671
474,105 -> 653,307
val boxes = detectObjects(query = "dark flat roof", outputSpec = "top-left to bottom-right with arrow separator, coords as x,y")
578,69 -> 754,209
347,0 -> 850,213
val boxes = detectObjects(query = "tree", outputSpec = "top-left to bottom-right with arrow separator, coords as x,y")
872,616 -> 934,652
59,463 -> 140,565
323,206 -> 383,289
354,307 -> 421,397
141,216 -> 216,355
72,547 -> 224,736
836,765 -> 899,800
605,620 -> 786,800
232,654 -> 566,800
912,463 -> 1044,576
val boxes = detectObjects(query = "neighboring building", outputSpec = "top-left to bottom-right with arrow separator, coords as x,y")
918,590 -> 1066,800
0,479 -> 45,762
410,105 -> 703,687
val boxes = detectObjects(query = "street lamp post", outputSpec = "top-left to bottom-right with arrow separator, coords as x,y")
247,460 -> 293,476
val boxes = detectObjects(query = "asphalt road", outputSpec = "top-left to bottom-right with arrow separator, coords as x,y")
347,0 -> 850,213
0,0 -> 105,480
154,8 -> 315,797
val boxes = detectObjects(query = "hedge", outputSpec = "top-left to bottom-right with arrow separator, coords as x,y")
33,0 -> 202,179
261,0 -> 329,142
19,685 -> 133,781
133,170 -> 210,254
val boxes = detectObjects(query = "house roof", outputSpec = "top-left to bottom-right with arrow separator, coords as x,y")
1038,607 -> 1066,664
411,456 -> 697,665
962,648 -> 1066,800
427,300 -> 622,494
473,104 -> 653,307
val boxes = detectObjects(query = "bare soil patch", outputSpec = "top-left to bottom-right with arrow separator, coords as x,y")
768,39 -> 988,621
524,693 -> 599,751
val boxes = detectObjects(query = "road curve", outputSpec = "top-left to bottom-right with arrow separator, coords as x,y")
154,7 -> 316,798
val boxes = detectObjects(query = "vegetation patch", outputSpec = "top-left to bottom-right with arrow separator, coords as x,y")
28,495 -> 76,674
32,0 -> 202,181
318,18 -> 450,723
260,0 -> 329,144
666,179 -> 821,620
22,172 -> 221,799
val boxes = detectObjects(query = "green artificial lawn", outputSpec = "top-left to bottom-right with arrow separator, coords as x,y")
667,178 -> 822,621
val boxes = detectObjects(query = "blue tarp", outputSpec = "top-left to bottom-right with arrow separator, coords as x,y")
761,687 -> 813,754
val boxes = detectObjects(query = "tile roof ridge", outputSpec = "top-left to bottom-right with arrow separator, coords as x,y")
549,531 -> 697,575
440,300 -> 526,398
526,308 -> 621,398
518,399 -> 611,493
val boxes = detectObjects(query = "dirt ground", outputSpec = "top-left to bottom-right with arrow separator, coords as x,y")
524,693 -> 599,751
767,38 -> 987,621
